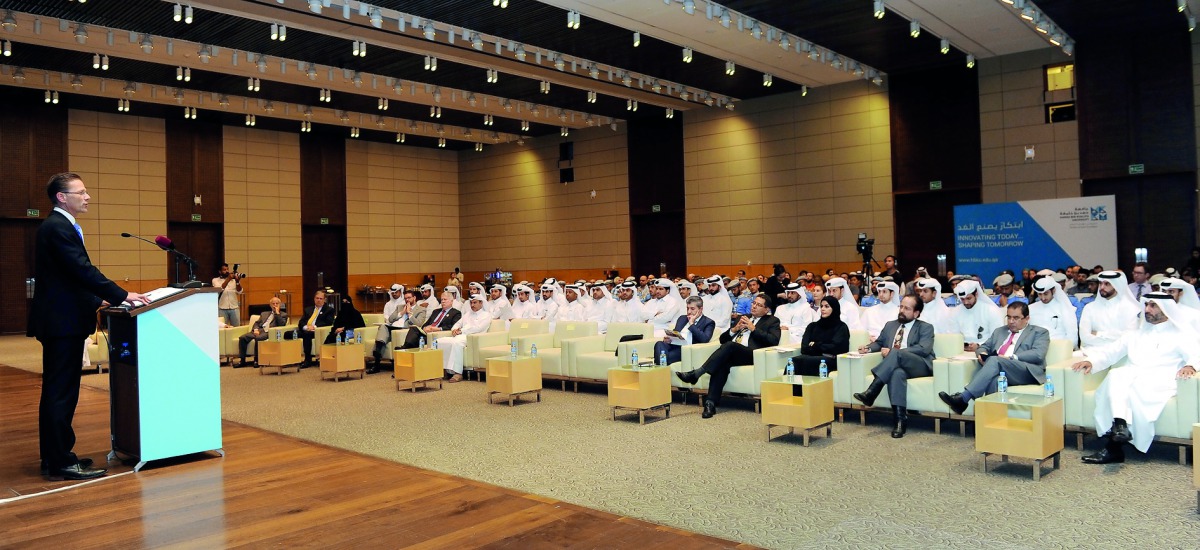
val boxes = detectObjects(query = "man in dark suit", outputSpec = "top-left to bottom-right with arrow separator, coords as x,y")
299,290 -> 336,368
399,292 -> 462,349
29,172 -> 150,480
852,295 -> 936,438
236,297 -> 288,368
675,293 -> 781,418
653,296 -> 716,365
940,302 -> 1051,414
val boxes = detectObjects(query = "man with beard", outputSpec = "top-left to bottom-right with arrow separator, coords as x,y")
586,283 -> 615,332
852,296 -> 935,438
700,275 -> 734,333
1028,276 -> 1079,348
610,281 -> 648,323
913,278 -> 957,334
775,283 -> 816,344
509,284 -> 544,320
939,302 -> 1050,414
952,279 -> 1004,351
1079,271 -> 1140,350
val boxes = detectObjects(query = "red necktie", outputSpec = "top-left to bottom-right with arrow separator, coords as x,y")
997,331 -> 1017,356
431,308 -> 447,327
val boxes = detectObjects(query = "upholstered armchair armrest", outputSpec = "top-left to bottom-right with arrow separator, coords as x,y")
516,333 -> 555,354
471,330 -> 512,351
681,342 -> 720,372
848,352 -> 883,387
560,335 -> 602,378
426,330 -> 452,344
390,328 -> 409,346
934,357 -> 981,415
356,326 -> 379,355
1062,359 -> 1111,426
361,314 -> 385,326
618,339 -> 658,365
1174,375 -> 1199,427
756,346 -> 805,379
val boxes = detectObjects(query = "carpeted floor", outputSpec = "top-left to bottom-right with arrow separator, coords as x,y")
3,334 -> 1197,548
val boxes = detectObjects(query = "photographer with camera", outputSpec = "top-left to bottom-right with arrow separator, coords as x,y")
214,262 -> 244,327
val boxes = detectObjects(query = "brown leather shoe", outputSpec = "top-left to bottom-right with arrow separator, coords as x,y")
448,374 -> 463,383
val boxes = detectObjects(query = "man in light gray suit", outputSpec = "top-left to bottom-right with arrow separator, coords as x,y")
940,302 -> 1051,415
852,295 -> 936,438
236,297 -> 288,368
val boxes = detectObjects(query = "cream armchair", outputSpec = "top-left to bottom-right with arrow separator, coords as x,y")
571,323 -> 656,384
86,331 -> 109,373
674,339 -> 808,412
513,321 -> 599,389
218,314 -> 254,364
462,319 -> 510,372
471,319 -> 551,372
669,327 -> 792,394
838,333 -> 965,427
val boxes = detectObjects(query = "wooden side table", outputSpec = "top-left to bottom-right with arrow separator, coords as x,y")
608,366 -> 671,424
487,356 -> 542,406
761,375 -> 834,446
393,349 -> 444,392
257,338 -> 303,375
319,343 -> 365,381
975,392 -> 1064,480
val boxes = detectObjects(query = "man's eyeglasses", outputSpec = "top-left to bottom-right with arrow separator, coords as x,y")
1004,315 -> 1026,321
61,190 -> 88,196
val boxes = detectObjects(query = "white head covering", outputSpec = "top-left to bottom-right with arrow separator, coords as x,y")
1032,277 -> 1072,307
564,284 -> 585,302
444,285 -> 462,301
419,283 -> 433,293
825,277 -> 861,329
590,282 -> 613,301
875,281 -> 902,307
1096,270 -> 1140,309
953,279 -> 1000,310
513,283 -> 534,299
469,293 -> 486,303
1158,277 -> 1200,310
389,283 -> 404,293
1141,292 -> 1198,335
679,281 -> 698,296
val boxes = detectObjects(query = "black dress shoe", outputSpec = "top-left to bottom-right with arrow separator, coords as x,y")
1082,447 -> 1125,464
675,369 -> 701,385
233,360 -> 248,369
701,400 -> 716,419
853,390 -> 877,407
41,457 -> 93,476
891,406 -> 908,438
49,463 -> 107,480
365,366 -> 378,375
939,391 -> 969,415
1110,419 -> 1132,444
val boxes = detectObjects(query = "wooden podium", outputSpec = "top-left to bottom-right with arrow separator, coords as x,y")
104,287 -> 224,472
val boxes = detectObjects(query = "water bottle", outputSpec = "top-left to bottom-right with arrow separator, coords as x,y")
659,350 -> 667,366
511,340 -> 518,358
818,359 -> 828,379
292,328 -> 298,340
347,329 -> 355,343
997,370 -> 1008,393
631,350 -> 639,368
530,343 -> 538,357
275,328 -> 282,341
785,357 -> 795,376
356,331 -> 362,344
419,336 -> 426,349
432,338 -> 439,350
1043,373 -> 1054,398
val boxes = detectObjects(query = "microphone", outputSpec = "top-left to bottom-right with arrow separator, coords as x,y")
121,232 -> 163,249
154,235 -> 175,251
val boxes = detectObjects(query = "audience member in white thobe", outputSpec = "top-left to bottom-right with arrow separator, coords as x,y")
418,283 -> 438,311
678,280 -> 698,301
557,284 -> 589,322
824,277 -> 862,331
952,279 -> 1004,350
1029,276 -> 1079,349
586,283 -> 615,332
1079,271 -> 1141,350
486,284 -> 513,321
440,294 -> 493,383
1073,293 -> 1200,464
610,281 -> 648,323
510,284 -> 544,320
540,284 -> 562,324
644,278 -> 685,337
914,278 -> 957,335
860,281 -> 901,342
700,275 -> 734,334
1158,278 -> 1200,333
775,283 -> 816,344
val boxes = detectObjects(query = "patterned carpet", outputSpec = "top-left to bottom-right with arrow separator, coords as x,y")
3,335 -> 1197,549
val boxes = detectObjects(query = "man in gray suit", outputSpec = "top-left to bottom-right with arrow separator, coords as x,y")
236,297 -> 288,368
940,302 -> 1051,415
852,295 -> 936,438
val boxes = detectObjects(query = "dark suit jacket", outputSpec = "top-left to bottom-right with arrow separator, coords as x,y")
719,314 -> 781,350
252,310 -> 288,331
672,314 -> 716,345
978,324 -> 1051,371
867,319 -> 936,369
300,304 -> 336,331
424,307 -> 461,331
28,209 -> 127,339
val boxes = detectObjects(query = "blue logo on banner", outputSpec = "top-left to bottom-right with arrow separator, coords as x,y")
1090,206 -> 1107,221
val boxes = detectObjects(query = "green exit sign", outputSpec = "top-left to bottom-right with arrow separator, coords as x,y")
319,217 -> 330,225
191,213 -> 202,222
26,208 -> 40,217
1128,164 -> 1145,175
929,181 -> 943,190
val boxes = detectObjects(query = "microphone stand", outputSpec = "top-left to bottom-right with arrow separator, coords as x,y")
169,251 -> 203,289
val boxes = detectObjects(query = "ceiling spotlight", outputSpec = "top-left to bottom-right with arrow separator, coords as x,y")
471,33 -> 483,51
437,138 -> 446,148
633,31 -> 640,47
966,54 -> 976,68
665,108 -> 674,119
486,68 -> 499,83
720,9 -> 731,28
140,35 -> 153,54
940,38 -> 950,54
423,22 -> 435,40
909,20 -> 920,38
183,5 -> 193,24
554,55 -> 565,71
567,11 -> 581,30
350,127 -> 360,138
873,0 -> 885,19
247,77 -> 260,92
173,3 -> 182,22
256,56 -> 267,73
622,72 -> 632,86
1180,0 -> 1188,12
763,73 -> 773,87
370,7 -> 383,28
521,120 -> 529,131
725,60 -> 735,76
515,45 -> 526,61
475,143 -> 483,152
589,64 -> 599,78
751,21 -> 762,40
396,132 -> 404,143
780,35 -> 791,50
493,0 -> 508,7
279,24 -> 287,41
680,88 -> 689,101
352,72 -> 363,87
2,11 -> 16,31
74,24 -> 88,44
117,98 -> 130,112
872,74 -> 883,86
801,85 -> 808,96
176,66 -> 191,81
1049,32 -> 1063,46
652,80 -> 662,93
540,80 -> 551,94
319,89 -> 331,102
352,40 -> 367,57
378,97 -> 388,110
246,114 -> 256,127
560,127 -> 569,137
93,53 -> 101,69
301,121 -> 311,133
683,0 -> 695,15
682,47 -> 693,63
198,45 -> 212,63
1020,7 -> 1035,21
306,65 -> 317,80
424,55 -> 438,71
308,0 -> 321,14
11,67 -> 23,82
483,114 -> 493,126
70,75 -> 82,90
587,90 -> 596,103
1062,41 -> 1074,55
626,99 -> 638,112
270,22 -> 279,40
1189,14 -> 1196,32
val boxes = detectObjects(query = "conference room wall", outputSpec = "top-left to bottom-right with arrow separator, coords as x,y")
682,80 -> 894,273
345,139 -> 460,290
457,125 -> 631,275
66,109 -> 168,292
978,48 -> 1081,203
1195,29 -> 1200,243
221,126 -> 304,307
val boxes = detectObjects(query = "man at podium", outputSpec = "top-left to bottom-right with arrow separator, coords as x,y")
28,172 -> 150,481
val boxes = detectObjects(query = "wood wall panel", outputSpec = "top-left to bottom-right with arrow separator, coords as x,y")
299,134 -> 347,226
628,117 -> 685,276
165,120 -> 224,223
0,96 -> 68,218
889,65 -> 982,193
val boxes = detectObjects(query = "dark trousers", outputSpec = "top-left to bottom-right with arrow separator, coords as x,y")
400,328 -> 427,349
238,331 -> 268,362
965,357 -> 1043,399
697,341 -> 754,406
653,341 -> 682,365
39,335 -> 88,469
301,329 -> 317,363
869,350 -> 932,408
794,354 -> 838,377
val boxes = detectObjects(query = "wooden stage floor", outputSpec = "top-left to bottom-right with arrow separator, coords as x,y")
0,366 -> 745,548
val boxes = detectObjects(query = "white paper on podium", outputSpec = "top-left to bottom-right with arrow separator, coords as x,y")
123,286 -> 187,308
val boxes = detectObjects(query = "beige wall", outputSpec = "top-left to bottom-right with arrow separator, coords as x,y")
683,80 -> 893,269
67,110 -> 167,286
979,48 -> 1080,203
222,126 -> 303,304
458,126 -> 631,274
345,139 -> 460,287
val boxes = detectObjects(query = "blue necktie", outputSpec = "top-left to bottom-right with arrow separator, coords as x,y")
73,223 -> 84,245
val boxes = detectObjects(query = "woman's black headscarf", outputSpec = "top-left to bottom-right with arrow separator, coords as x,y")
815,295 -> 841,329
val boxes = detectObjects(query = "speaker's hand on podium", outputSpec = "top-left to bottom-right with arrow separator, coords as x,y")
125,291 -> 152,308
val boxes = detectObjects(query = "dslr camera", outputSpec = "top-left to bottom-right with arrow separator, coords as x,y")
232,263 -> 247,279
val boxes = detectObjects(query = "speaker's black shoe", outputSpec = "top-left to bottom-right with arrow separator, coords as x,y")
41,457 -> 93,476
1082,446 -> 1125,464
939,391 -> 969,415
701,400 -> 716,419
853,380 -> 884,407
891,406 -> 908,438
1110,418 -> 1132,444
48,463 -> 107,480
674,369 -> 700,385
